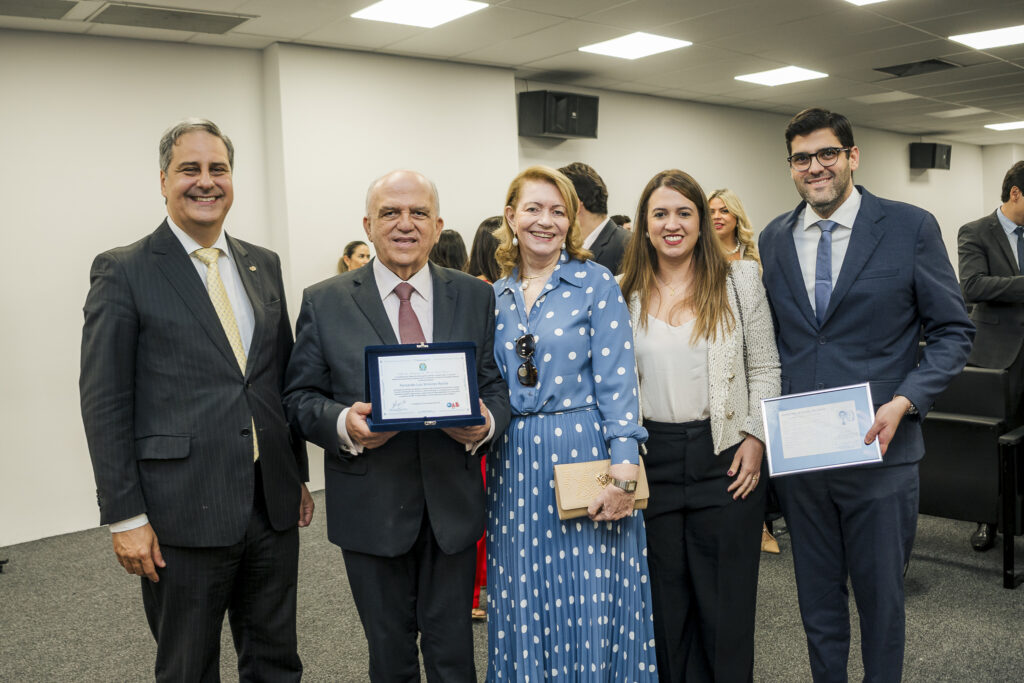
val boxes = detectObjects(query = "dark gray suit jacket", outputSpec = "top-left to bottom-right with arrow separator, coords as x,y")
958,211 -> 1024,369
282,261 -> 510,557
589,218 -> 631,275
80,221 -> 308,547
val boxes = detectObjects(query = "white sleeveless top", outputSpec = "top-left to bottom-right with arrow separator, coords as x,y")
634,315 -> 710,423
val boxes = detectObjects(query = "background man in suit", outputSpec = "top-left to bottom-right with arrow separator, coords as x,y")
559,162 -> 631,273
283,170 -> 510,682
758,108 -> 973,682
80,118 -> 313,681
957,160 -> 1024,551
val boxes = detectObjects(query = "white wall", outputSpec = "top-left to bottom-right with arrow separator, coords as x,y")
0,28 -> 998,546
982,144 -> 1024,211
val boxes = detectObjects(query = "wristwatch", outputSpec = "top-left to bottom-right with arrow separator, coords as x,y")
610,478 -> 638,493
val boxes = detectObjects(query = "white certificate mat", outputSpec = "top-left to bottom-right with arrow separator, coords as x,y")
761,383 -> 882,477
377,352 -> 473,421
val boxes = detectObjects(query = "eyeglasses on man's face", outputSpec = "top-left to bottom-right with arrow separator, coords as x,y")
787,147 -> 850,171
515,334 -> 537,387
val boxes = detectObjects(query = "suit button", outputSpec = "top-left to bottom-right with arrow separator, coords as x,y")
241,428 -> 251,437
245,381 -> 252,389
816,383 -> 825,390
818,336 -> 827,344
726,411 -> 735,419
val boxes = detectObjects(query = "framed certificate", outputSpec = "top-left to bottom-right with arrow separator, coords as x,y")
364,342 -> 486,432
761,383 -> 883,477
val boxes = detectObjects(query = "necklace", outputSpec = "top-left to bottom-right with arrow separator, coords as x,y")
520,263 -> 557,291
726,242 -> 740,255
654,272 -> 687,297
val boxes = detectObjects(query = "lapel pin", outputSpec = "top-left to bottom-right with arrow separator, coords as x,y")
249,265 -> 257,271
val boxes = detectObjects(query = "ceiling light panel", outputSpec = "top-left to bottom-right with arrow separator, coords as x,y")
735,66 -> 827,87
579,32 -> 691,60
927,107 -> 988,119
950,24 -> 1024,50
843,0 -> 888,6
351,0 -> 487,29
985,121 -> 1024,131
849,91 -> 918,104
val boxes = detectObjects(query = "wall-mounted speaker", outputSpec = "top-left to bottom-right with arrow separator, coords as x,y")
518,91 -> 599,139
910,142 -> 951,170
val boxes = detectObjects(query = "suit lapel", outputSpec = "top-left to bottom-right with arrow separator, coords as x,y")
984,213 -> 1018,273
773,207 -> 818,329
430,263 -> 458,342
151,221 -> 240,371
227,233 -> 265,376
352,263 -> 399,345
590,218 -> 613,260
823,189 -> 885,325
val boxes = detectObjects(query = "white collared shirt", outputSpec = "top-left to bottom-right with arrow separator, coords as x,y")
371,257 -> 434,343
793,188 -> 863,314
582,217 -> 614,250
996,206 -> 1022,267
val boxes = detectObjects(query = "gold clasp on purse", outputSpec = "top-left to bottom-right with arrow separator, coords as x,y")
595,472 -> 611,487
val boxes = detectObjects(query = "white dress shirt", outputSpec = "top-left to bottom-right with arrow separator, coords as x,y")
336,259 -> 493,454
582,217 -> 614,250
635,316 -> 710,423
793,188 -> 863,315
111,218 -> 255,533
996,206 -> 1022,266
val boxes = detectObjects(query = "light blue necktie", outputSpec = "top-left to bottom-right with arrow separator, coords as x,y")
814,220 -> 837,325
1015,226 -> 1024,275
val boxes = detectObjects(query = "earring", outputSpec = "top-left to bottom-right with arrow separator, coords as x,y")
512,235 -> 519,246
561,241 -> 566,249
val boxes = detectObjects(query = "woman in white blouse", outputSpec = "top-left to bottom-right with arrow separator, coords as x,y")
619,169 -> 780,682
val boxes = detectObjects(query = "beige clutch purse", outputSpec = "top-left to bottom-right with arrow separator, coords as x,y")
553,458 -> 650,520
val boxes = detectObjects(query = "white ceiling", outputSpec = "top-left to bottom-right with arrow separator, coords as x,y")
5,0 -> 1024,145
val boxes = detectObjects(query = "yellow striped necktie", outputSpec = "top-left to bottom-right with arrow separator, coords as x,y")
194,247 -> 259,461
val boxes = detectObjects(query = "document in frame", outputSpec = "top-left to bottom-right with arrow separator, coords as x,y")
760,382 -> 882,477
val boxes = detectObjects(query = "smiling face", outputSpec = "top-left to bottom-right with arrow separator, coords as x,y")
708,196 -> 737,243
790,127 -> 859,218
363,171 -> 443,280
160,131 -> 233,244
646,185 -> 701,266
505,179 -> 570,266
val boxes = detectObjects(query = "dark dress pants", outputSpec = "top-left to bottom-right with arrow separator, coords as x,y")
342,511 -> 477,683
774,462 -> 919,683
642,419 -> 766,683
141,462 -> 302,682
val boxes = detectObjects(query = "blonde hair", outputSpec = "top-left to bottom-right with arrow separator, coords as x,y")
619,170 -> 735,343
707,188 -> 760,267
494,166 -> 592,278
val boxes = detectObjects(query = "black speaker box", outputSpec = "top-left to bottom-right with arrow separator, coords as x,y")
518,91 -> 599,139
910,142 -> 951,169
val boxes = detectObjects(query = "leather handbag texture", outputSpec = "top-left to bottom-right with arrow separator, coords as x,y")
553,458 -> 649,520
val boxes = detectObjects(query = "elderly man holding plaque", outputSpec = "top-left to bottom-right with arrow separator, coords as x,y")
283,170 -> 510,683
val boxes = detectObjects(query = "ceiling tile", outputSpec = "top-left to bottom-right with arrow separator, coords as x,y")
497,0 -> 630,19
460,19 -> 619,65
299,16 -> 421,49
383,6 -> 559,58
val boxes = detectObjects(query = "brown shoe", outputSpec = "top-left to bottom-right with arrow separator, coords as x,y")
761,523 -> 780,554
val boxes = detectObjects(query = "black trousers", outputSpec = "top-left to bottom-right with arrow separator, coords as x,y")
342,512 -> 477,683
642,419 -> 766,683
141,462 -> 301,682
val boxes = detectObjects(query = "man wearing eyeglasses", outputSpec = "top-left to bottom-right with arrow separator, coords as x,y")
758,108 -> 973,682
282,170 -> 510,682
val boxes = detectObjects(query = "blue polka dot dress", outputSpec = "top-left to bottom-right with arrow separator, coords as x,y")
487,252 -> 657,682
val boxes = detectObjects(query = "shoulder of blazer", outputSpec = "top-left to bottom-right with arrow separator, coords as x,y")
958,211 -> 1001,237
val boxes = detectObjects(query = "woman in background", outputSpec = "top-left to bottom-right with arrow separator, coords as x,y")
707,188 -> 759,264
429,229 -> 469,270
488,165 -> 656,680
619,170 -> 779,682
467,216 -> 502,284
337,240 -> 371,274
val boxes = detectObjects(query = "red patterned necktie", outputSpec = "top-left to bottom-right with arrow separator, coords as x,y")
394,282 -> 426,344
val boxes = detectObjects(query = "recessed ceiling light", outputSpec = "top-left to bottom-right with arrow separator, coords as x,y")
351,0 -> 487,29
844,0 -> 888,6
985,121 -> 1024,131
579,32 -> 691,60
849,91 -> 917,104
950,24 -> 1024,50
735,66 -> 827,86
927,107 -> 988,119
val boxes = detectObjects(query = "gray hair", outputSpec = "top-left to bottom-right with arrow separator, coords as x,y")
159,118 -> 234,173
364,170 -> 440,217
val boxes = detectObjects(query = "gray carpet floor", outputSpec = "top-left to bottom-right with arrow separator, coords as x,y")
1,490 -> 1021,682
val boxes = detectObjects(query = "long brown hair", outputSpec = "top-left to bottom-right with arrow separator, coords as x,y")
619,170 -> 734,343
494,166 -> 591,278
707,187 -> 761,266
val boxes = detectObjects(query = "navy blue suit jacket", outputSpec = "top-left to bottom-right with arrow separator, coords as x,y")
758,187 -> 973,466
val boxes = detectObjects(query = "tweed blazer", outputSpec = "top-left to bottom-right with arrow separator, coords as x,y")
624,260 -> 780,454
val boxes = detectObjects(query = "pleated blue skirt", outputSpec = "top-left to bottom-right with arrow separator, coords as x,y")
486,410 -> 658,682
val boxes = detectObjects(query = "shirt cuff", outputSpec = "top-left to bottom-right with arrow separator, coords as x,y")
466,416 -> 497,455
337,408 -> 364,455
110,514 -> 149,533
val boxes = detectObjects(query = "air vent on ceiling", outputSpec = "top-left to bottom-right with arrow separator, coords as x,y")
874,58 -> 960,78
0,0 -> 76,20
90,3 -> 252,34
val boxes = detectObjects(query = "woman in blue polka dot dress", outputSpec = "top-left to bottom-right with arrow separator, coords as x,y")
487,165 -> 657,682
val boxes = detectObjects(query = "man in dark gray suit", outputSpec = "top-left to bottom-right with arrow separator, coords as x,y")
283,170 -> 510,682
559,162 -> 631,274
80,118 -> 313,681
958,160 -> 1024,551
